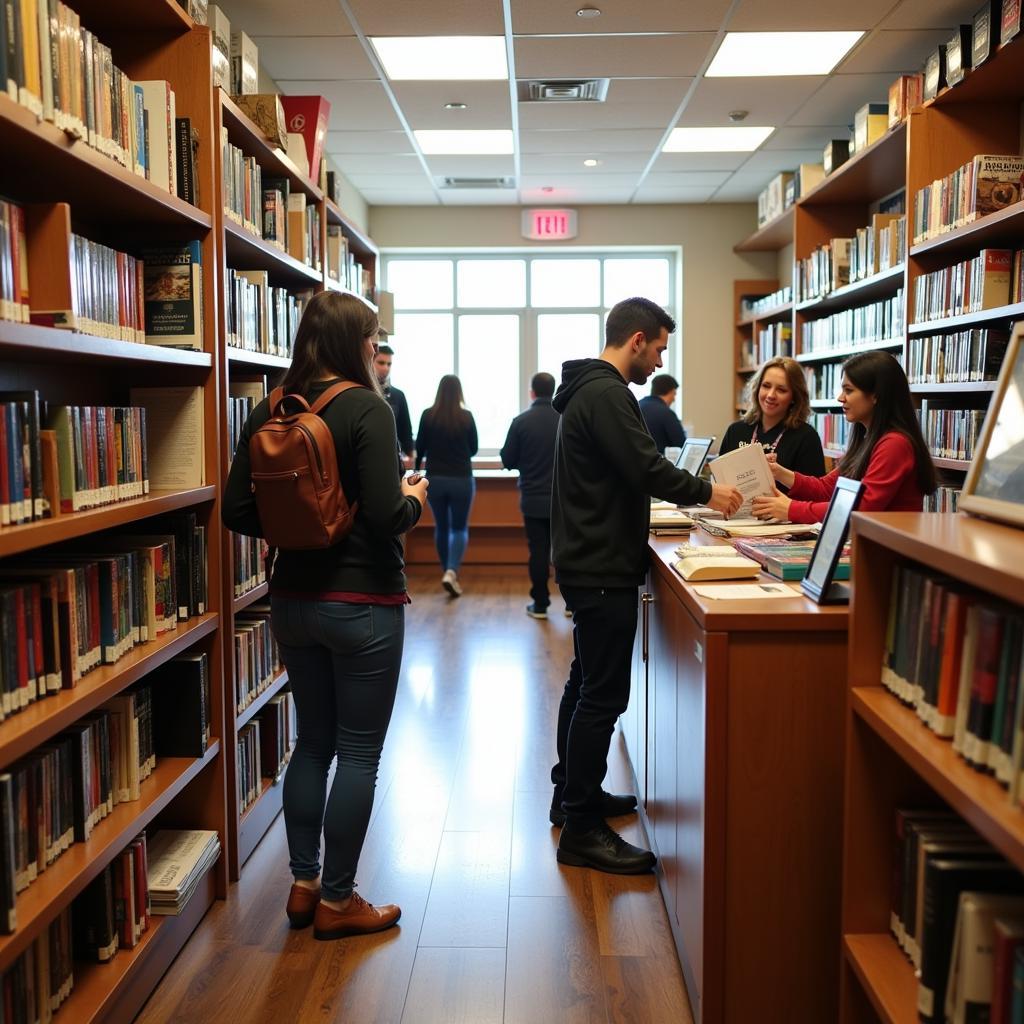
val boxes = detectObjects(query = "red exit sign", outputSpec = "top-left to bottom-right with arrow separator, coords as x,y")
522,208 -> 578,241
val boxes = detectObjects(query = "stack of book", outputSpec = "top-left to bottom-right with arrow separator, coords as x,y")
918,404 -> 986,461
237,722 -> 262,813
924,485 -> 962,513
146,830 -> 220,916
731,538 -> 851,581
224,268 -> 307,357
799,292 -> 904,355
796,237 -> 853,301
326,226 -> 368,298
913,249 -> 1016,323
907,328 -> 1010,383
739,286 -> 792,319
221,130 -> 263,238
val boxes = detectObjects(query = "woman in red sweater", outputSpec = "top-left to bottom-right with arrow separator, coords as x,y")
751,351 -> 936,524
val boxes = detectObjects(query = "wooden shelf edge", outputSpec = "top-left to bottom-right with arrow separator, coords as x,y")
0,487 -> 217,559
843,933 -> 917,1024
75,0 -> 194,35
325,199 -> 378,256
733,206 -> 794,253
738,301 -> 794,326
931,457 -> 972,471
908,301 -> 1024,335
795,265 -> 905,316
0,614 -> 219,769
227,347 -> 292,371
236,669 -> 289,730
233,581 -> 269,615
223,220 -> 323,285
797,122 -> 907,207
910,199 -> 1024,258
909,381 -> 998,393
0,741 -> 221,971
796,339 -> 904,364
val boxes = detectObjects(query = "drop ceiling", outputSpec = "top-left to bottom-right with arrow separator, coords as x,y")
214,0 -> 983,207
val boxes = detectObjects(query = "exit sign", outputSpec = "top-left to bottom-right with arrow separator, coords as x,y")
522,208 -> 578,241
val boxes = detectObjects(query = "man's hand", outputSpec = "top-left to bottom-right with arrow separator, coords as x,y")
706,483 -> 743,518
751,488 -> 792,521
402,474 -> 429,505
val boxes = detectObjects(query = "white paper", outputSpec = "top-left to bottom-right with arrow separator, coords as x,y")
693,583 -> 803,600
709,444 -> 776,516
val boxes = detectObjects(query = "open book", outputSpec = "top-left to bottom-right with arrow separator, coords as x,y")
709,444 -> 775,517
673,555 -> 761,582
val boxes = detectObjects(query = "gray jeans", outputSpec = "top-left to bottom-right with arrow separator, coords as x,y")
270,596 -> 404,900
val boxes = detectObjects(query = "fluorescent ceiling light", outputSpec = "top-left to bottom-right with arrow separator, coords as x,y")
663,126 -> 774,152
371,36 -> 508,80
415,130 -> 514,154
706,31 -> 864,76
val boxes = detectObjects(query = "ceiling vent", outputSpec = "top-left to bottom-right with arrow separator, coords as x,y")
440,176 -> 516,189
518,79 -> 610,102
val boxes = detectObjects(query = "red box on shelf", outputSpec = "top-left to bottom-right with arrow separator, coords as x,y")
279,96 -> 331,183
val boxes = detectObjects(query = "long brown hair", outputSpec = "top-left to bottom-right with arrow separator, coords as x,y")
837,351 -> 936,494
280,291 -> 382,397
426,374 -> 470,431
742,356 -> 810,430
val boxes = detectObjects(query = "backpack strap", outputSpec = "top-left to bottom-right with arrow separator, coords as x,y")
309,380 -> 363,415
267,386 -> 307,418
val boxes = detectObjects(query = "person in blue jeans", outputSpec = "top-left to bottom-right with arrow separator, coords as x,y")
223,291 -> 428,940
415,375 -> 478,597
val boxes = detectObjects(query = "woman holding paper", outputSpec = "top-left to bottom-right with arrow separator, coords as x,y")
719,356 -> 826,482
752,351 -> 936,523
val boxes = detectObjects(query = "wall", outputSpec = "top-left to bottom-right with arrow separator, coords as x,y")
369,204 -> 775,439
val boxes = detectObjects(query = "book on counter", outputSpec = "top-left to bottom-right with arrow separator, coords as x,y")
146,829 -> 220,915
672,554 -> 760,582
731,538 -> 851,582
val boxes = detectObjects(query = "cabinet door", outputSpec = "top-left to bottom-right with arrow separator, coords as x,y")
623,584 -> 649,805
650,571 -> 679,895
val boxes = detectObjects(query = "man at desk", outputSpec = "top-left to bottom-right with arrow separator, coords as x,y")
638,373 -> 686,454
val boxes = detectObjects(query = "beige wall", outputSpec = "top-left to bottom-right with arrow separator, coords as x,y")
368,204 -> 775,439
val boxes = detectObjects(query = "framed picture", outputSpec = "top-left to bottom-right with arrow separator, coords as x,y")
961,321 -> 1024,528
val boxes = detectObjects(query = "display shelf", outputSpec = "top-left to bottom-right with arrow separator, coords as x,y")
0,321 -> 213,369
223,220 -> 323,287
843,934 -> 916,1024
929,33 -> 1024,107
233,581 -> 269,615
75,0 -> 194,34
738,301 -> 793,326
0,487 -> 217,559
325,199 -> 378,257
227,347 -> 292,372
908,301 -> 1024,335
0,742 -> 221,970
236,669 -> 289,731
910,199 -> 1024,260
799,124 -> 907,208
909,380 -> 998,394
237,765 -> 286,867
795,339 -> 904,364
0,614 -> 218,769
0,94 -> 212,232
734,207 -> 794,253
929,456 -> 972,472
796,266 -> 905,317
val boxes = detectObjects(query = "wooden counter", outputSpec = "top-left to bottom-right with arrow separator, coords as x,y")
621,533 -> 850,1023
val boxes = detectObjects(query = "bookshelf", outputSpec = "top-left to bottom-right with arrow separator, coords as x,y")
733,278 -> 780,414
0,7 -> 227,1020
840,512 -> 1024,1024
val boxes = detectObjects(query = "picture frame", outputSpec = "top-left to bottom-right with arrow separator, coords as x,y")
960,321 -> 1024,528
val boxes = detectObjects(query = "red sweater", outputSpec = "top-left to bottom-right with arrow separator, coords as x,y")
787,432 -> 924,524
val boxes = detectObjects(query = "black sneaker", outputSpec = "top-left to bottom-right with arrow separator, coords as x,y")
549,790 -> 637,828
526,603 -> 548,620
556,822 -> 656,875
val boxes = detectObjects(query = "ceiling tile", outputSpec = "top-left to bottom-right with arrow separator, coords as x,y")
521,151 -> 652,172
632,186 -> 717,202
423,155 -> 517,177
276,80 -> 402,131
439,189 -> 521,205
215,0 -> 353,36
520,128 -> 664,153
788,73 -> 897,126
347,0 -> 504,35
519,187 -> 635,204
677,77 -> 824,127
763,124 -> 852,150
330,153 -> 424,175
511,0 -> 732,34
250,37 -> 374,80
514,33 -> 717,79
642,171 -> 733,187
709,171 -> 775,200
518,78 -> 692,130
346,172 -> 431,189
882,0 -> 977,30
837,29 -> 956,73
520,172 -> 641,190
651,151 -> 750,171
736,148 -> 828,173
392,82 -> 513,130
325,130 -> 416,155
363,190 -> 440,206
728,0 -> 893,30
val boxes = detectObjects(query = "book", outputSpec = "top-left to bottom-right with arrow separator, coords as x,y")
853,102 -> 887,152
945,24 -> 973,85
208,4 -> 230,90
991,915 -> 1024,1023
1001,0 -> 1022,45
140,241 -> 203,349
708,443 -> 774,518
731,538 -> 851,582
229,28 -> 257,96
127,386 -> 205,490
146,829 -> 220,914
672,555 -> 760,582
136,80 -> 176,196
151,653 -> 210,757
974,0 -> 1001,66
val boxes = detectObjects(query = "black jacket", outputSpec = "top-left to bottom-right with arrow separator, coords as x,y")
551,359 -> 712,588
638,394 -> 686,454
222,380 -> 421,594
383,383 -> 414,457
500,397 -> 559,519
719,418 -> 826,485
415,409 -> 478,477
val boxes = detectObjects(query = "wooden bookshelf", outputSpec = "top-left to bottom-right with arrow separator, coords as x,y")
734,207 -> 793,253
223,219 -> 323,287
738,300 -> 792,326
237,669 -> 289,731
732,278 -> 779,412
907,300 -> 1024,335
909,380 -> 998,394
799,123 -> 907,207
795,265 -> 905,316
840,512 -> 1024,1022
75,0 -> 195,34
226,348 -> 293,372
795,339 -> 904,364
909,199 -> 1024,259
233,581 -> 269,615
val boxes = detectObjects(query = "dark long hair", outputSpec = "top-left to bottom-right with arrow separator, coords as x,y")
280,291 -> 381,397
837,351 -> 936,494
426,374 -> 470,431
741,356 -> 811,430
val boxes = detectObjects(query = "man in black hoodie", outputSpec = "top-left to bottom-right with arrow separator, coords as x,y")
549,296 -> 742,874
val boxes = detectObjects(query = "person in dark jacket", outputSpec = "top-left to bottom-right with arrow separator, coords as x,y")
549,296 -> 742,875
637,373 -> 686,454
416,375 -> 479,597
500,371 -> 561,620
373,343 -> 414,466
223,291 -> 427,941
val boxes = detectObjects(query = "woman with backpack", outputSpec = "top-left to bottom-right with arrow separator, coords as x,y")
222,290 -> 428,941
415,374 -> 479,597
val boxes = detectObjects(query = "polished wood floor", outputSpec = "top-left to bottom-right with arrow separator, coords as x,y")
137,569 -> 693,1024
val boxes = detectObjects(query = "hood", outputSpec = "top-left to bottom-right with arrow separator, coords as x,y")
552,358 -> 623,414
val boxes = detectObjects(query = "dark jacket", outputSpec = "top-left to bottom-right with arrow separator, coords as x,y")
551,359 -> 713,588
638,394 -> 686,454
383,383 -> 413,457
719,418 -> 826,486
415,409 -> 478,477
222,380 -> 421,594
500,397 -> 559,519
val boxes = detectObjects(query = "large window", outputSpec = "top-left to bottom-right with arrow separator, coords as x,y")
382,252 -> 677,453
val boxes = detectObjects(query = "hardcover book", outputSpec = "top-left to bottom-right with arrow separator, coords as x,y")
140,241 -> 203,349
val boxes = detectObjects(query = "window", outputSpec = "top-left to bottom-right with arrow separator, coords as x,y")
384,251 -> 678,453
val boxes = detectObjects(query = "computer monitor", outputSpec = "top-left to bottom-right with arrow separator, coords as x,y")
800,477 -> 864,605
674,436 -> 715,477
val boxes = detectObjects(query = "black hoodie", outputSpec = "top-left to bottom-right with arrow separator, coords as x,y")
551,358 -> 712,588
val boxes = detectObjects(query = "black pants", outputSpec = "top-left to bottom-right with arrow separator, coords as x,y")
523,516 -> 552,609
551,585 -> 638,831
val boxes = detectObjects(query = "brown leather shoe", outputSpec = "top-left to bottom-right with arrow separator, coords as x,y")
286,883 -> 321,928
313,892 -> 401,940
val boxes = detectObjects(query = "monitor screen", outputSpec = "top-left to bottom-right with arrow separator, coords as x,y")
675,437 -> 714,476
805,483 -> 859,591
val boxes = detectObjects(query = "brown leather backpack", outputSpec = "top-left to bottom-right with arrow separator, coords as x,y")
248,381 -> 362,549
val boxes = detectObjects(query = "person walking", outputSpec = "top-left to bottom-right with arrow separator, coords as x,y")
637,373 -> 686,454
500,372 -> 561,620
550,296 -> 742,874
222,291 -> 428,940
373,343 -> 414,467
416,375 -> 478,597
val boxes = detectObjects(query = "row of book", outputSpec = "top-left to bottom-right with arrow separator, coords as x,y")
804,361 -> 844,402
0,907 -> 73,1022
924,485 -> 962,513
237,721 -> 262,814
237,692 -> 294,815
809,411 -> 853,451
739,286 -> 791,321
919,404 -> 985,462
891,808 -> 1024,1024
912,155 -> 1024,245
882,565 -> 1023,788
739,323 -> 791,367
234,603 -> 279,715
912,248 -> 1019,323
906,328 -> 1010,384
0,199 -> 27,325
224,268 -> 306,358
731,537 -> 851,582
0,0 -> 189,202
326,226 -> 371,301
232,533 -> 267,599
799,292 -> 905,355
226,390 -> 260,459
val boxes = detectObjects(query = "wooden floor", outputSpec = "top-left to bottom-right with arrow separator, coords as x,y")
137,569 -> 693,1024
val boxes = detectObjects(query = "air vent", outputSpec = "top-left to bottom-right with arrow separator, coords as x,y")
518,79 -> 610,102
440,177 -> 516,189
